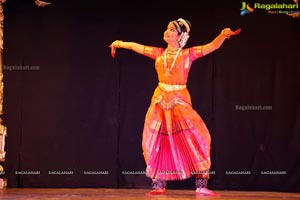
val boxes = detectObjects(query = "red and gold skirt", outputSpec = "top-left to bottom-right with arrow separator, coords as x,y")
142,86 -> 211,181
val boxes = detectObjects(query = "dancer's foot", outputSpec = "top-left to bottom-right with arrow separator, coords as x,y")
196,188 -> 220,196
0,178 -> 7,188
146,188 -> 166,195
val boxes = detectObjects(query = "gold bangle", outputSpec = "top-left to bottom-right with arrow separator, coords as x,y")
221,28 -> 230,39
116,40 -> 122,48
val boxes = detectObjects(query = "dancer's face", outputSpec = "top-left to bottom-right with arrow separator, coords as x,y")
163,23 -> 180,45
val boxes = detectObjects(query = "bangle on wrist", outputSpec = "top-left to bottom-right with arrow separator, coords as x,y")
116,40 -> 122,48
221,28 -> 230,39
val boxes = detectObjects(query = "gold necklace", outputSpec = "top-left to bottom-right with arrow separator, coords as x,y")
163,48 -> 181,76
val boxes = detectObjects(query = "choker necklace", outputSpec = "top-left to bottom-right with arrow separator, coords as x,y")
163,48 -> 181,76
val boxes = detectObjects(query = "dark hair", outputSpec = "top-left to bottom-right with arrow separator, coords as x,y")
172,18 -> 191,34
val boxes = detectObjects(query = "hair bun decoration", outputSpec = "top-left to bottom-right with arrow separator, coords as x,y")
176,18 -> 191,48
178,32 -> 190,48
177,18 -> 191,33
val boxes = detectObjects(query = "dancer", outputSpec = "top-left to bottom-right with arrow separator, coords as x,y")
109,18 -> 241,196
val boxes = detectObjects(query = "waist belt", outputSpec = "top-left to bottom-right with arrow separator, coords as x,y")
158,82 -> 186,92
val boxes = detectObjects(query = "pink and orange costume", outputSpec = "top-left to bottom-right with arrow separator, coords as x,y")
142,45 -> 211,184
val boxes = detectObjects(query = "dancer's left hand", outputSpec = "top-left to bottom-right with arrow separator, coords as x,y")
287,12 -> 300,18
35,0 -> 51,7
222,28 -> 242,39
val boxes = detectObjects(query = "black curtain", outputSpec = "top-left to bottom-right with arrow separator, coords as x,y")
1,0 -> 300,192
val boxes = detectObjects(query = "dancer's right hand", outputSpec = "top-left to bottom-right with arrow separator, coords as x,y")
109,40 -> 121,58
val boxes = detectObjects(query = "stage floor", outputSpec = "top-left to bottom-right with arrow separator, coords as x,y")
0,188 -> 299,200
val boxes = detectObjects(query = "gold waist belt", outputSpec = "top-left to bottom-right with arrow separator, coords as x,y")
158,82 -> 186,92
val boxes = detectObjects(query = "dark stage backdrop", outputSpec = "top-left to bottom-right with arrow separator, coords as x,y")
1,0 -> 300,192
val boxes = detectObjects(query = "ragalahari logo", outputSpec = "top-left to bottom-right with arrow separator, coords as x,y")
240,1 -> 299,17
240,1 -> 255,16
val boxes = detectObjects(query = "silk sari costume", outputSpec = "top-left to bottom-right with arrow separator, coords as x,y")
142,45 -> 211,181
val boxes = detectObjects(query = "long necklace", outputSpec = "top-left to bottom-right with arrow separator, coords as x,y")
163,48 -> 181,76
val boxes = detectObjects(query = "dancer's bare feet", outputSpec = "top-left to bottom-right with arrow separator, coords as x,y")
196,188 -> 220,196
146,188 -> 166,195
0,178 -> 7,188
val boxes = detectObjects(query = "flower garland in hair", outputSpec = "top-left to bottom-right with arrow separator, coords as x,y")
176,18 -> 190,48
177,18 -> 190,33
178,32 -> 189,48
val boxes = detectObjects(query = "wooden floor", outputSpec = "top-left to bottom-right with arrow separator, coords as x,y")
0,188 -> 299,200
